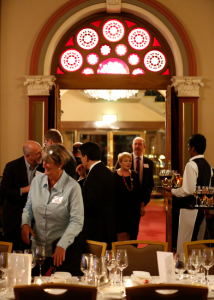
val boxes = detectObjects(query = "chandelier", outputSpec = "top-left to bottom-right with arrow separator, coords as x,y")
84,89 -> 138,101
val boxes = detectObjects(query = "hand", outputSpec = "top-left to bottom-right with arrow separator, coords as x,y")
76,164 -> 86,178
22,185 -> 31,194
140,203 -> 145,217
21,224 -> 35,244
52,246 -> 66,267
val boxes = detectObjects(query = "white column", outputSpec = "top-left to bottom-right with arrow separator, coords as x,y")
24,75 -> 56,96
171,76 -> 204,97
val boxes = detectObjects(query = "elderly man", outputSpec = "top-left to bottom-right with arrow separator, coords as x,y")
44,129 -> 77,180
0,141 -> 43,251
115,137 -> 154,215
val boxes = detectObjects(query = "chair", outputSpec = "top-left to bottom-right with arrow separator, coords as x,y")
14,283 -> 97,300
183,239 -> 214,274
0,241 -> 12,253
126,284 -> 208,300
112,240 -> 168,276
86,240 -> 107,256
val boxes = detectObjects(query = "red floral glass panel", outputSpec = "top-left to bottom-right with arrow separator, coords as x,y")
115,44 -> 127,56
128,53 -> 140,65
82,68 -> 94,74
144,50 -> 166,72
102,19 -> 125,42
87,53 -> 99,65
132,68 -> 145,75
100,44 -> 112,56
97,58 -> 130,74
76,28 -> 99,50
128,28 -> 150,50
60,49 -> 83,72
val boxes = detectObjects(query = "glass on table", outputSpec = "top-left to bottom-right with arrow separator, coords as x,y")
0,252 -> 11,292
35,246 -> 46,279
24,249 -> 36,269
174,253 -> 186,281
187,255 -> 197,283
191,249 -> 205,283
80,253 -> 93,283
116,249 -> 128,285
105,250 -> 116,284
201,248 -> 214,285
93,256 -> 106,293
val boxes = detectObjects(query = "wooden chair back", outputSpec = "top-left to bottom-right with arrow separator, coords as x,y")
112,240 -> 168,276
14,283 -> 97,300
126,284 -> 208,300
86,240 -> 107,256
0,241 -> 12,253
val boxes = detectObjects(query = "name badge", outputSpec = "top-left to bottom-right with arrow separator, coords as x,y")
144,164 -> 149,168
35,171 -> 43,176
52,196 -> 63,204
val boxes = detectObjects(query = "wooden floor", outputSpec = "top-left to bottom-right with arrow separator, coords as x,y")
137,199 -> 166,244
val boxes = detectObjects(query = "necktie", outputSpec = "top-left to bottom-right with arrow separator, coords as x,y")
136,157 -> 141,175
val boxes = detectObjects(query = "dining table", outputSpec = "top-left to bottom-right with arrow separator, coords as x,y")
0,275 -> 214,300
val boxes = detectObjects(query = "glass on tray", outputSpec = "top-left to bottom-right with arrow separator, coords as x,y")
159,170 -> 173,187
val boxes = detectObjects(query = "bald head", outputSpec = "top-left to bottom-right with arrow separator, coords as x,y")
23,141 -> 42,169
132,137 -> 145,156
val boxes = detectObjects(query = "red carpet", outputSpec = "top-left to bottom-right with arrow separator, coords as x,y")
137,200 -> 166,247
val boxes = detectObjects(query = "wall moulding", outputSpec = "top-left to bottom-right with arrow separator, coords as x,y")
171,76 -> 204,97
24,75 -> 56,96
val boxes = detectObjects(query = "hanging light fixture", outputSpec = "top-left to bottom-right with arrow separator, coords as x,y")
84,89 -> 138,101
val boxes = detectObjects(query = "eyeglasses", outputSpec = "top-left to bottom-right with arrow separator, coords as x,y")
43,141 -> 48,148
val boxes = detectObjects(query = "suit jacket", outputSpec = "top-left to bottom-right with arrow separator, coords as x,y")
115,154 -> 154,206
64,150 -> 77,180
0,156 -> 44,236
80,162 -> 116,247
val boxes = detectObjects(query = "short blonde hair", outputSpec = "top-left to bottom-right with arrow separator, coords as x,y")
42,144 -> 70,169
118,152 -> 132,163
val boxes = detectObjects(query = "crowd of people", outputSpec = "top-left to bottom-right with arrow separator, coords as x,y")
0,129 -> 211,276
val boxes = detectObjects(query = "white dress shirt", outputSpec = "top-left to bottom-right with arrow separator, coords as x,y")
133,153 -> 144,184
171,155 -> 212,198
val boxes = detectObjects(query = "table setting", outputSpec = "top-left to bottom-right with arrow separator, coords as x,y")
1,247 -> 214,299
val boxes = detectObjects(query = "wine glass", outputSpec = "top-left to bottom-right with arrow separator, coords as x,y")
197,186 -> 203,206
202,248 -> 214,284
202,186 -> 209,206
186,255 -> 197,282
0,252 -> 11,292
174,253 -> 186,281
159,170 -> 167,186
80,253 -> 93,282
35,246 -> 46,278
93,256 -> 106,293
24,249 -> 36,269
105,250 -> 116,284
191,249 -> 205,283
116,249 -> 128,285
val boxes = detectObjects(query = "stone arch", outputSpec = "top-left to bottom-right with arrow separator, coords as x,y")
29,0 -> 197,77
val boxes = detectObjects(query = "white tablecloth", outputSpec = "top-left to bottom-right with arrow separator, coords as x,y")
0,275 -> 214,300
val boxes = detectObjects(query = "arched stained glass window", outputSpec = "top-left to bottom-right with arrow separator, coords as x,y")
52,13 -> 175,88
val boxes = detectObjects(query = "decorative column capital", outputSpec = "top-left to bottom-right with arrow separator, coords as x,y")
171,76 -> 204,97
106,0 -> 121,13
24,75 -> 56,96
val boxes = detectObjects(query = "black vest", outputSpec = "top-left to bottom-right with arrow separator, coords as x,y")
180,157 -> 211,208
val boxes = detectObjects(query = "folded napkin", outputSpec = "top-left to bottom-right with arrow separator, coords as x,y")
54,272 -> 72,279
52,272 -> 72,283
131,271 -> 152,285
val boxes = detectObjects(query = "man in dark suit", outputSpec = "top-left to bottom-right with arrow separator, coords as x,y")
44,129 -> 77,180
0,141 -> 43,251
115,137 -> 154,215
77,142 -> 116,248
72,142 -> 83,180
